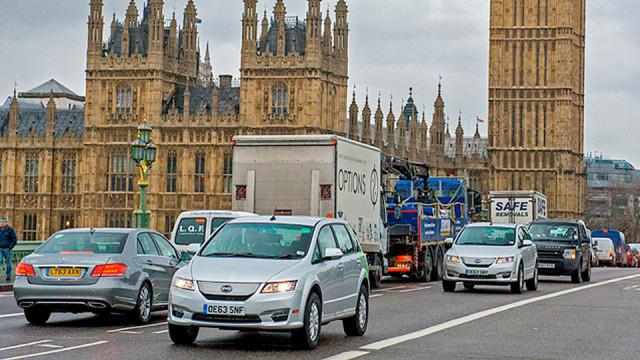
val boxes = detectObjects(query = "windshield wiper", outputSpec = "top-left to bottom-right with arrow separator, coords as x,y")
272,254 -> 300,259
204,252 -> 258,258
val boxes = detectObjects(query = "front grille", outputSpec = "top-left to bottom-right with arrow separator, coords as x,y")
459,274 -> 497,280
461,258 -> 495,268
462,262 -> 492,268
201,293 -> 253,302
538,250 -> 563,258
192,313 -> 261,324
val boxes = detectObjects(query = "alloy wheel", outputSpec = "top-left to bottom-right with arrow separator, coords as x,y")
357,292 -> 368,329
308,302 -> 320,342
139,286 -> 151,321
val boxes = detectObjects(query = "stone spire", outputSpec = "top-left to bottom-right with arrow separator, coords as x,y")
46,92 -> 57,136
334,0 -> 348,58
273,0 -> 286,56
8,84 -> 19,136
201,42 -> 213,84
306,0 -> 322,55
182,0 -> 199,71
361,90 -> 371,144
348,86 -> 359,140
242,0 -> 258,54
408,111 -> 418,160
167,12 -> 178,58
260,10 -> 269,44
87,0 -> 104,57
430,79 -> 446,159
147,0 -> 165,55
396,110 -> 406,157
419,106 -> 428,157
323,8 -> 333,54
455,111 -> 464,161
385,96 -> 396,153
374,93 -> 384,148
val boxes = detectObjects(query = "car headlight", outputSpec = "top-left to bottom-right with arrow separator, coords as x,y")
173,277 -> 195,291
261,281 -> 297,293
446,255 -> 461,263
563,249 -> 577,260
495,256 -> 515,265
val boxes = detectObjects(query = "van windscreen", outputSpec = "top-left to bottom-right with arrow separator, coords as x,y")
175,217 -> 207,245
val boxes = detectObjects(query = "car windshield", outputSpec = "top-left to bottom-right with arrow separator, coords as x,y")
36,232 -> 128,254
529,223 -> 579,242
200,223 -> 313,259
456,227 -> 516,246
174,217 -> 207,245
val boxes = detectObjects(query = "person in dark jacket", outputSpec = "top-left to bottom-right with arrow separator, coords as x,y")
0,217 -> 17,281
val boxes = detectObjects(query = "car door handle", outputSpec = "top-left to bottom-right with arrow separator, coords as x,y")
145,259 -> 153,264
337,263 -> 344,270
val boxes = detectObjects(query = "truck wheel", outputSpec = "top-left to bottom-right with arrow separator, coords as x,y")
581,260 -> 591,282
411,250 -> 433,282
431,247 -> 444,282
369,255 -> 382,289
571,261 -> 583,284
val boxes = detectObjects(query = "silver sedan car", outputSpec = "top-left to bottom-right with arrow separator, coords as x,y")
168,216 -> 370,349
13,228 -> 183,325
442,223 -> 539,294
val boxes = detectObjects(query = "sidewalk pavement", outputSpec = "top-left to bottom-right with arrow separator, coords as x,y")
0,278 -> 13,292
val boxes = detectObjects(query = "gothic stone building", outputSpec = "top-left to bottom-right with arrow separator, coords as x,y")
0,0 -> 350,240
0,0 -> 586,240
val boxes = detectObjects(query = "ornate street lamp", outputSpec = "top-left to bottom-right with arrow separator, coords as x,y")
131,118 -> 157,228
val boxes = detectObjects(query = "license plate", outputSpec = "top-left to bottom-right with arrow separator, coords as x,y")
202,304 -> 246,316
466,269 -> 489,276
48,267 -> 82,277
538,263 -> 555,269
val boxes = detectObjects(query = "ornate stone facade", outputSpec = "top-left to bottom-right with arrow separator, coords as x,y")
488,0 -> 586,218
0,0 -> 350,240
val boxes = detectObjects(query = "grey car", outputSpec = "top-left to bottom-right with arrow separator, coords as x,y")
443,223 -> 539,294
13,228 -> 183,325
168,216 -> 370,350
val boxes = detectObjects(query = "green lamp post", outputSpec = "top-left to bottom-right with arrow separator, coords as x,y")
131,119 -> 157,228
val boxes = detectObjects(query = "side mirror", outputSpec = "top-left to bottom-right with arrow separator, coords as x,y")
522,239 -> 533,247
323,248 -> 344,260
180,251 -> 194,262
445,238 -> 454,246
187,243 -> 201,254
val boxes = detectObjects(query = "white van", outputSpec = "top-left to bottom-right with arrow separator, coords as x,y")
593,237 -> 615,266
170,210 -> 257,252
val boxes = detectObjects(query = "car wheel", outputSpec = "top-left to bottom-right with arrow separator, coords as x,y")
510,264 -> 524,294
442,280 -> 456,292
571,261 -> 583,284
343,284 -> 369,336
133,282 -> 153,324
292,292 -> 322,349
431,247 -> 444,282
168,323 -> 199,345
463,283 -> 475,290
581,260 -> 591,282
526,265 -> 539,291
24,308 -> 51,326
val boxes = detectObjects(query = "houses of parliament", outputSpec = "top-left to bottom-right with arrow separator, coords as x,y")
0,0 -> 585,240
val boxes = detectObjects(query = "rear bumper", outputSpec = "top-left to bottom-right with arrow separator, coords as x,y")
12,277 -> 138,313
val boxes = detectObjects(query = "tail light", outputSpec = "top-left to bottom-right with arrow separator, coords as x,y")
609,251 -> 614,257
91,263 -> 128,277
394,255 -> 413,263
15,263 -> 35,277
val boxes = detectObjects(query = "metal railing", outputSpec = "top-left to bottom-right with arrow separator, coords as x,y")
0,241 -> 42,278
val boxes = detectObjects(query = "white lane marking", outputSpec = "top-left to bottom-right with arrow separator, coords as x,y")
153,329 -> 169,334
321,350 -> 370,360
106,321 -> 167,333
370,294 -> 383,299
622,284 -> 639,290
0,341 -> 108,360
0,295 -> 13,298
118,331 -> 143,334
398,286 -> 432,293
0,313 -> 22,319
360,273 -> 640,351
373,286 -> 407,293
0,341 -> 51,352
35,345 -> 63,349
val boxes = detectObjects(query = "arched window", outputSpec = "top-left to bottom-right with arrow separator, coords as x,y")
271,83 -> 288,116
116,86 -> 132,115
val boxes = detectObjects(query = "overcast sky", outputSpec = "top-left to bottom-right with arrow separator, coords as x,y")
0,1 -> 638,166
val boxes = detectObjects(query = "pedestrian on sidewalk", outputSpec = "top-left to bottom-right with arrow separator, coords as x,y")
0,217 -> 17,282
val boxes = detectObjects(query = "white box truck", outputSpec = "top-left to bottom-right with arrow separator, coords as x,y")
232,135 -> 385,287
489,191 -> 548,224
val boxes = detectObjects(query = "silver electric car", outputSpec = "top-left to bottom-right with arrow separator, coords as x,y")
13,228 -> 183,325
168,216 -> 370,349
442,223 -> 539,294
